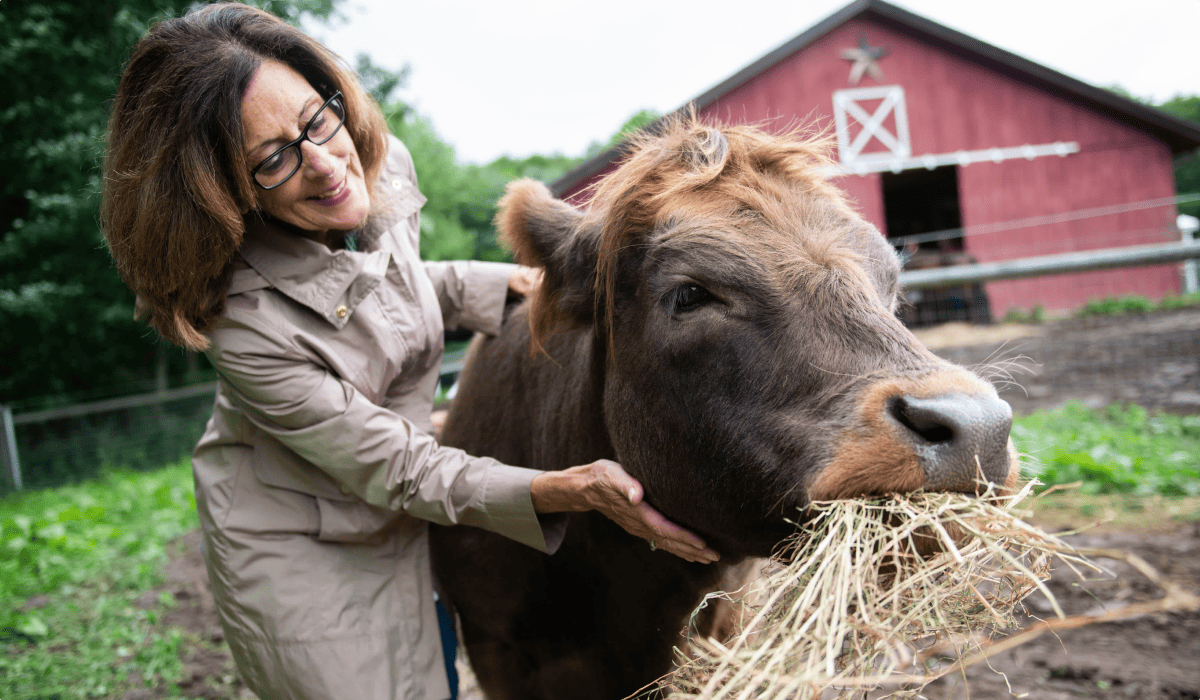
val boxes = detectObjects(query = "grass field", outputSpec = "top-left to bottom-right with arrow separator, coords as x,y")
1,463 -> 199,699
1,402 -> 1198,699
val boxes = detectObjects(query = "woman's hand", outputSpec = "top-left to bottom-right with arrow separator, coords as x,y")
530,460 -> 720,564
507,265 -> 543,296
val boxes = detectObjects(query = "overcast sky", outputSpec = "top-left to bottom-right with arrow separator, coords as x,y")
303,0 -> 1199,164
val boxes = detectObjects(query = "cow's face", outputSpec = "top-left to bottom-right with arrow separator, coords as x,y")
498,119 -> 1019,558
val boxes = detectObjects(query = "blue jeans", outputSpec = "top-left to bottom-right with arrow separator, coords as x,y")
435,595 -> 458,700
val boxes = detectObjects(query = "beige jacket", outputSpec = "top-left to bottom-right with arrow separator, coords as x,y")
192,136 -> 559,700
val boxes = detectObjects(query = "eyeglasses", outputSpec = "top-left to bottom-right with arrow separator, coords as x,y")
250,91 -> 346,190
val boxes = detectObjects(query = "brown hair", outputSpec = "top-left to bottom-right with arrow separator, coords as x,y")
101,2 -> 389,350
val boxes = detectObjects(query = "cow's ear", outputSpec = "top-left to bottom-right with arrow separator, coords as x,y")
495,178 -> 598,344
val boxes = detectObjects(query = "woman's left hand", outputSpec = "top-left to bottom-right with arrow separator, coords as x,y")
507,265 -> 543,296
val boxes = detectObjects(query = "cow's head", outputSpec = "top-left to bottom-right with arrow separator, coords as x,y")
497,117 -> 1019,558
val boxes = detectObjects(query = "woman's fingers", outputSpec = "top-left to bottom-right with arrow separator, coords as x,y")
507,266 -> 543,296
586,460 -> 719,564
630,501 -> 719,563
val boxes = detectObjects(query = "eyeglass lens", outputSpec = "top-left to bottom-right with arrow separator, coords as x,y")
253,95 -> 346,189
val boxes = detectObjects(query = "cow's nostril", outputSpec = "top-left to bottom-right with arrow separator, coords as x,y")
888,397 -> 955,444
885,392 -> 1014,492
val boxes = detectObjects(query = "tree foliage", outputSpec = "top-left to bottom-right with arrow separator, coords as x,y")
365,56 -> 604,264
0,0 -> 339,408
0,0 -> 654,409
1157,95 -> 1200,218
1107,86 -> 1200,218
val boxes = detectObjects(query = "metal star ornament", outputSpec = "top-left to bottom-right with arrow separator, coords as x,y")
841,35 -> 890,85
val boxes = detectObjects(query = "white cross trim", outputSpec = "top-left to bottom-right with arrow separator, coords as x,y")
832,85 -> 910,165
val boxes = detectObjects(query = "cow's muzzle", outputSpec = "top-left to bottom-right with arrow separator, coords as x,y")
886,392 -> 1013,492
809,372 -> 1019,501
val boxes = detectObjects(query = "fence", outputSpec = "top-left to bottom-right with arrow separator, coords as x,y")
0,350 -> 472,495
2,197 -> 1199,494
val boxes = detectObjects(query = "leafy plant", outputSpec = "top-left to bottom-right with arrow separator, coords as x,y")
1074,291 -> 1200,318
1002,303 -> 1045,324
1014,401 -> 1200,496
0,462 -> 199,699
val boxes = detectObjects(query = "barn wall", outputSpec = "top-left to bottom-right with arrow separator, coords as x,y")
697,17 -> 1183,313
561,15 -> 1184,314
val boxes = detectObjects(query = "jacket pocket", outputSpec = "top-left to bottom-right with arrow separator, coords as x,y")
314,498 -> 408,543
251,431 -> 356,502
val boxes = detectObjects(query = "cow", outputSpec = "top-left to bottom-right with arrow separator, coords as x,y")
428,116 -> 1019,700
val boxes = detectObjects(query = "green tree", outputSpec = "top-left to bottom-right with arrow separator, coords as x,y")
0,0 -> 340,408
1107,86 -> 1200,218
1157,95 -> 1200,218
585,108 -> 662,157
371,57 -> 608,264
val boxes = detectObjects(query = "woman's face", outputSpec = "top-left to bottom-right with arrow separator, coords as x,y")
242,60 -> 370,234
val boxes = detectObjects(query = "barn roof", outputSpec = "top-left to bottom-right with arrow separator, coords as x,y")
551,0 -> 1200,198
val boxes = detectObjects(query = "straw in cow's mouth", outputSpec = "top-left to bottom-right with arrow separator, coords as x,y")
650,481 -> 1200,700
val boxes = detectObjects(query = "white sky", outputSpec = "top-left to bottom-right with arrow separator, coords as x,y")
304,0 -> 1200,164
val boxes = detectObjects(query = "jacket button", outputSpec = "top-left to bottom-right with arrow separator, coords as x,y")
391,178 -> 404,190
335,304 -> 348,318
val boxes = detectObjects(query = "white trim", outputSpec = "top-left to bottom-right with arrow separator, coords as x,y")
827,141 -> 1081,177
832,85 -> 911,164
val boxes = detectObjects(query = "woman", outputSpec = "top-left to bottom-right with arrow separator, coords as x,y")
101,4 -> 717,700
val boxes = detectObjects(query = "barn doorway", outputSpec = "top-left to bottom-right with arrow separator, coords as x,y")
881,166 -> 991,326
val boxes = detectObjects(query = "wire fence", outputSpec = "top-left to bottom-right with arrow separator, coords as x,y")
0,350 -> 472,496
2,196 -> 1198,495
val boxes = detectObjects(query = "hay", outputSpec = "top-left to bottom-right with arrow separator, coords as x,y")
651,481 -> 1200,700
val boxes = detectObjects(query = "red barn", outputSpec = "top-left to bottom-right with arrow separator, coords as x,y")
553,0 -> 1200,322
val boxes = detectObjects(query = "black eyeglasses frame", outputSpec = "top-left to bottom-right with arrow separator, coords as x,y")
250,90 -> 346,190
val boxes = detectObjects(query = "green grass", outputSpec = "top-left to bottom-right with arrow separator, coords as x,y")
1000,292 -> 1200,325
1075,291 -> 1200,318
1014,401 -> 1200,496
1,461 -> 200,699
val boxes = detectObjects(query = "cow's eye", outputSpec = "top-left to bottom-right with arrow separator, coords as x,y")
674,283 -> 714,312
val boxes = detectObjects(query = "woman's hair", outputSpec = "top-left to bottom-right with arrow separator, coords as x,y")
102,2 -> 389,350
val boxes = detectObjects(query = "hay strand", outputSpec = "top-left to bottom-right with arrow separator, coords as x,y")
651,484 -> 1200,700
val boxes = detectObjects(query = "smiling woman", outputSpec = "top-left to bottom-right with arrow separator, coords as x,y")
98,4 -> 715,700
242,63 -> 371,236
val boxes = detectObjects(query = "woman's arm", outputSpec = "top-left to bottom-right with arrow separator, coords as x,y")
206,312 -> 559,553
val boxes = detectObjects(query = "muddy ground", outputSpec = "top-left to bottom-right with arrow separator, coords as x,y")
138,308 -> 1200,699
913,306 -> 1200,415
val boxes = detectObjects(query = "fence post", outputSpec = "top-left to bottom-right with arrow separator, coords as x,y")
1,405 -> 22,492
1182,215 -> 1199,295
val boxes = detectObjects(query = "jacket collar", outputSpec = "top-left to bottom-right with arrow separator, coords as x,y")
228,136 -> 424,327
358,164 -> 426,250
236,216 -> 386,329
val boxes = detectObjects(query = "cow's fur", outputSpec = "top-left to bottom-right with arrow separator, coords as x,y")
430,117 -> 1019,700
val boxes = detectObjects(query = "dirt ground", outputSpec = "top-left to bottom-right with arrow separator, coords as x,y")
134,308 -> 1200,700
912,307 -> 1200,415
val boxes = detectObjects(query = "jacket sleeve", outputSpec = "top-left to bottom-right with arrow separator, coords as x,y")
205,312 -> 563,553
423,260 -> 517,335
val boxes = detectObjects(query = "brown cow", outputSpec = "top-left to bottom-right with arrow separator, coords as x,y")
429,117 -> 1019,700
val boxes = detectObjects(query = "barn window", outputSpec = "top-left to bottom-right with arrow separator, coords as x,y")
882,166 -> 991,326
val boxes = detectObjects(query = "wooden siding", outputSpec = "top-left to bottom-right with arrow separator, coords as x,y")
561,16 -> 1184,314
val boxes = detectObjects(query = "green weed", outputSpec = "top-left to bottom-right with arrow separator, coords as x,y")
1014,402 -> 1200,496
0,461 -> 198,699
1075,291 -> 1200,318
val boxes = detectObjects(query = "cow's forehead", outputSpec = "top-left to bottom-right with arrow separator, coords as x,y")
643,187 -> 898,302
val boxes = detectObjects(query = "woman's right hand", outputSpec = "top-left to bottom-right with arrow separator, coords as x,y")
530,460 -> 720,565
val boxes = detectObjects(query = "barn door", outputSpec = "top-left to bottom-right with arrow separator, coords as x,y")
882,166 -> 991,326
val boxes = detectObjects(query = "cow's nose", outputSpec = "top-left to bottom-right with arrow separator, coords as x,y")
886,393 -> 1013,491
